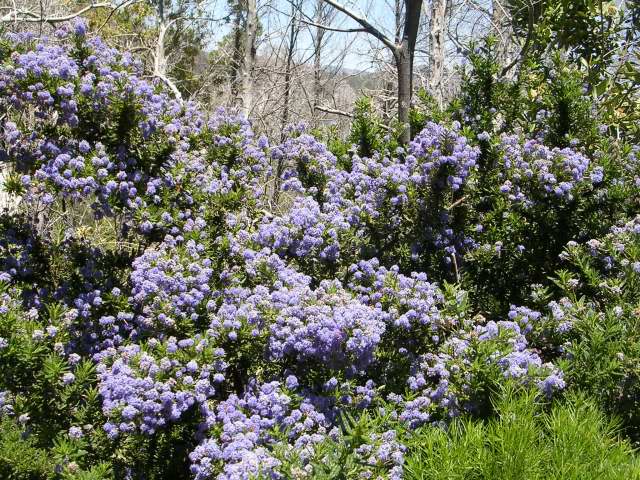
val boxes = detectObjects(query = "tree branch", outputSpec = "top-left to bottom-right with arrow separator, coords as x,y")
500,2 -> 534,77
0,1 -> 128,23
298,16 -> 367,34
96,0 -> 143,33
156,73 -> 183,102
321,0 -> 398,53
315,104 -> 392,132
315,104 -> 353,117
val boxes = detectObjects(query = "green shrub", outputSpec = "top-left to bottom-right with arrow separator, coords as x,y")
404,387 -> 640,480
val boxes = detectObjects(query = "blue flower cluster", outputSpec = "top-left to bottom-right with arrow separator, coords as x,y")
498,135 -> 593,203
190,379 -> 328,480
130,231 -> 213,334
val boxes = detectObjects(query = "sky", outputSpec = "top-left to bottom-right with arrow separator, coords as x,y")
202,0 -> 493,72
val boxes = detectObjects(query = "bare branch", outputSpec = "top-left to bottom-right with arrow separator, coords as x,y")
155,73 -> 183,102
500,2 -> 534,77
298,16 -> 367,34
96,0 -> 144,33
315,104 -> 353,117
321,0 -> 398,53
0,1 -> 135,23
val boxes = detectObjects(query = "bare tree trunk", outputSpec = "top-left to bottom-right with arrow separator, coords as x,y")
312,0 -> 327,126
492,0 -> 513,72
281,2 -> 301,138
396,48 -> 411,143
319,0 -> 423,145
230,6 -> 243,101
239,0 -> 257,117
428,0 -> 447,106
154,24 -> 168,78
397,0 -> 422,144
383,0 -> 403,125
152,0 -> 182,101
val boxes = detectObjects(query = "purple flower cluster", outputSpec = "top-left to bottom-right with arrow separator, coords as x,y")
274,132 -> 337,195
130,230 -> 213,334
348,258 -> 446,332
0,26 -> 271,226
498,135 -> 593,203
253,197 -> 348,261
268,122 -> 480,267
98,341 -> 223,437
408,122 -> 479,191
507,305 -> 542,334
267,280 -> 387,372
562,215 -> 640,291
0,391 -> 13,416
190,380 -> 328,480
352,429 -> 405,480
395,316 -> 564,427
547,298 -> 576,334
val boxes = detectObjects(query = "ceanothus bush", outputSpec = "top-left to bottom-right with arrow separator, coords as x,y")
2,18 -> 639,479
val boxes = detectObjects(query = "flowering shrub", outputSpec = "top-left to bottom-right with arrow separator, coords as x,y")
518,216 -> 640,442
0,21 -> 638,479
190,379 -> 330,480
464,131 -> 640,313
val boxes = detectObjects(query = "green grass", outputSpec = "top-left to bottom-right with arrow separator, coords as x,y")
404,388 -> 640,480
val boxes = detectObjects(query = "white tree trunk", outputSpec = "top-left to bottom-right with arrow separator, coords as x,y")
428,0 -> 447,105
154,22 -> 169,78
312,0 -> 326,125
239,0 -> 257,117
153,1 -> 182,101
492,0 -> 514,75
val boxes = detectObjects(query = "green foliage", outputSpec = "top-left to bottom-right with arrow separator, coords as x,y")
455,37 -> 597,151
348,97 -> 385,158
526,222 -> 640,443
312,124 -> 350,165
509,0 -> 622,66
457,36 -> 523,139
347,97 -> 402,157
0,418 -> 55,480
274,407 -> 405,480
404,387 -> 640,480
0,415 -> 113,479
505,0 -> 640,141
462,131 -> 639,315
535,55 -> 597,148
274,387 -> 640,479
409,89 -> 455,133
109,415 -> 199,480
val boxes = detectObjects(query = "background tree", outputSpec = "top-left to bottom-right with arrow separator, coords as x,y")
312,0 -> 425,144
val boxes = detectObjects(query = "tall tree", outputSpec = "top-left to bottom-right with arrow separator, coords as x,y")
312,0 -> 335,126
240,0 -> 257,116
280,0 -> 302,138
428,0 -> 448,104
230,3 -> 244,101
229,0 -> 258,116
382,0 -> 403,125
317,0 -> 424,144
